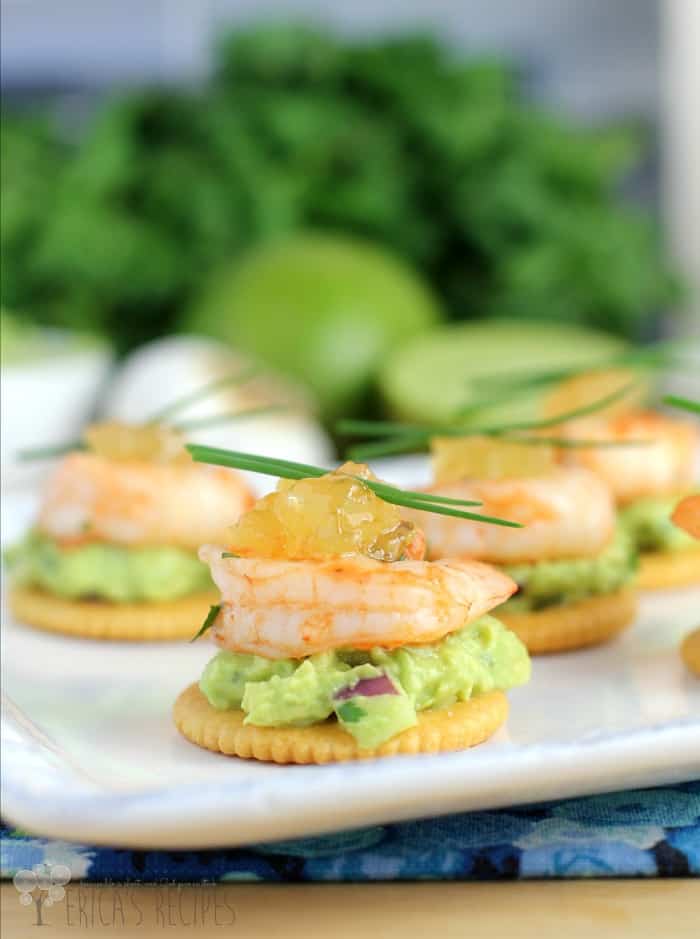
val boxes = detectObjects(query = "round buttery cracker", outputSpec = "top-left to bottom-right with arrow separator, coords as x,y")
173,683 -> 508,764
500,588 -> 637,655
681,628 -> 700,677
637,547 -> 700,591
8,585 -> 219,641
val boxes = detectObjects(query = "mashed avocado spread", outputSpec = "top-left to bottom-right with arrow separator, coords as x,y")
199,615 -> 530,749
620,495 -> 697,554
6,532 -> 211,602
502,527 -> 637,614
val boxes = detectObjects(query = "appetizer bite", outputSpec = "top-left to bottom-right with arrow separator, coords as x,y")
175,453 -> 530,763
664,395 -> 700,676
6,421 -> 254,640
412,437 -> 638,654
547,371 -> 700,590
675,490 -> 700,674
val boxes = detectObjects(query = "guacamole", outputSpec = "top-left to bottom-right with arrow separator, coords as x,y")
620,495 -> 697,554
199,615 -> 530,749
6,532 -> 211,603
502,527 -> 637,614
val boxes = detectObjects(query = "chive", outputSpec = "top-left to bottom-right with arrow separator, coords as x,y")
336,419 -> 436,438
173,405 -> 284,432
221,552 -> 239,558
469,342 -> 683,397
374,492 -> 522,526
187,445 -> 325,480
17,440 -> 84,461
361,478 -> 480,506
148,367 -> 258,423
440,383 -> 639,440
498,435 -> 651,448
374,491 -> 481,507
17,370 -> 270,463
347,436 -> 434,461
664,394 -> 700,415
340,383 -> 640,460
349,433 -> 651,461
451,341 -> 690,417
190,604 -> 221,642
478,382 -> 638,434
453,383 -> 542,417
186,444 -> 522,528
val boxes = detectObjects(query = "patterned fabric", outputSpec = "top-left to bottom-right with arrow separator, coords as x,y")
2,781 -> 699,882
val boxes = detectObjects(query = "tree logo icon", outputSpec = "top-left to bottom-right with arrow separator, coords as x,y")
13,862 -> 72,926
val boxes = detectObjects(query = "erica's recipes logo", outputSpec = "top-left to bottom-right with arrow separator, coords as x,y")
13,861 -> 72,925
11,874 -> 238,930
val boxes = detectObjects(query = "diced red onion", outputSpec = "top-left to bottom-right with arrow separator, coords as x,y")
334,674 -> 397,700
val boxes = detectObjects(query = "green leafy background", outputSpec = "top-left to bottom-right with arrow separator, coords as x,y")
1,23 -> 680,353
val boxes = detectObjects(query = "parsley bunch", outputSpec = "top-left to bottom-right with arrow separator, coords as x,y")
1,23 -> 681,353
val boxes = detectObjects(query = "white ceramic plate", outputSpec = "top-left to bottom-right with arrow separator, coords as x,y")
2,462 -> 700,850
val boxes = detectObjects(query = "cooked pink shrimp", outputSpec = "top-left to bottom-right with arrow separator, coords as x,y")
38,452 -> 254,549
200,546 -> 516,658
412,467 -> 615,564
559,410 -> 699,505
672,494 -> 700,539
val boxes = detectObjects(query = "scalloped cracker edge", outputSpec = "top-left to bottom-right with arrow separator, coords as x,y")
637,547 -> 700,590
8,585 -> 220,641
173,683 -> 508,764
500,588 -> 637,654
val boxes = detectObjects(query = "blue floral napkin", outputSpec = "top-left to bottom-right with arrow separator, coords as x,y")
2,781 -> 698,882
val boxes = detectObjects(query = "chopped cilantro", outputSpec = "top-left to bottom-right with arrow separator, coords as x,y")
336,701 -> 367,724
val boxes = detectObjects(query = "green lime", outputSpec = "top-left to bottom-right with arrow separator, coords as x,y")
184,233 -> 443,419
380,319 -> 628,424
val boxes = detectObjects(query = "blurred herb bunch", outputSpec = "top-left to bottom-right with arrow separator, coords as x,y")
1,23 -> 680,350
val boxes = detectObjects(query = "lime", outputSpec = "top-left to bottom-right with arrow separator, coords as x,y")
184,233 -> 443,419
380,319 -> 628,424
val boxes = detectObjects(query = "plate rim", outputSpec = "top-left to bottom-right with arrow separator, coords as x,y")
3,691 -> 699,850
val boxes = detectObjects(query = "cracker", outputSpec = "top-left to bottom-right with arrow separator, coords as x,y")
173,683 -> 508,763
637,547 -> 700,590
681,628 -> 700,677
8,585 -> 220,641
500,588 -> 637,654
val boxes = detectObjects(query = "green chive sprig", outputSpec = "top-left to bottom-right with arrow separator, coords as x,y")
16,369 -> 282,462
17,441 -> 87,461
462,341 -> 684,405
148,367 -> 258,423
664,394 -> 700,415
190,604 -> 221,642
340,383 -> 648,461
185,444 -> 523,528
172,405 -> 284,433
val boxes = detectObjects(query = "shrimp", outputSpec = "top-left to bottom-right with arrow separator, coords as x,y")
200,545 -> 516,658
672,494 -> 700,539
38,452 -> 254,549
411,468 -> 615,564
558,410 -> 699,505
